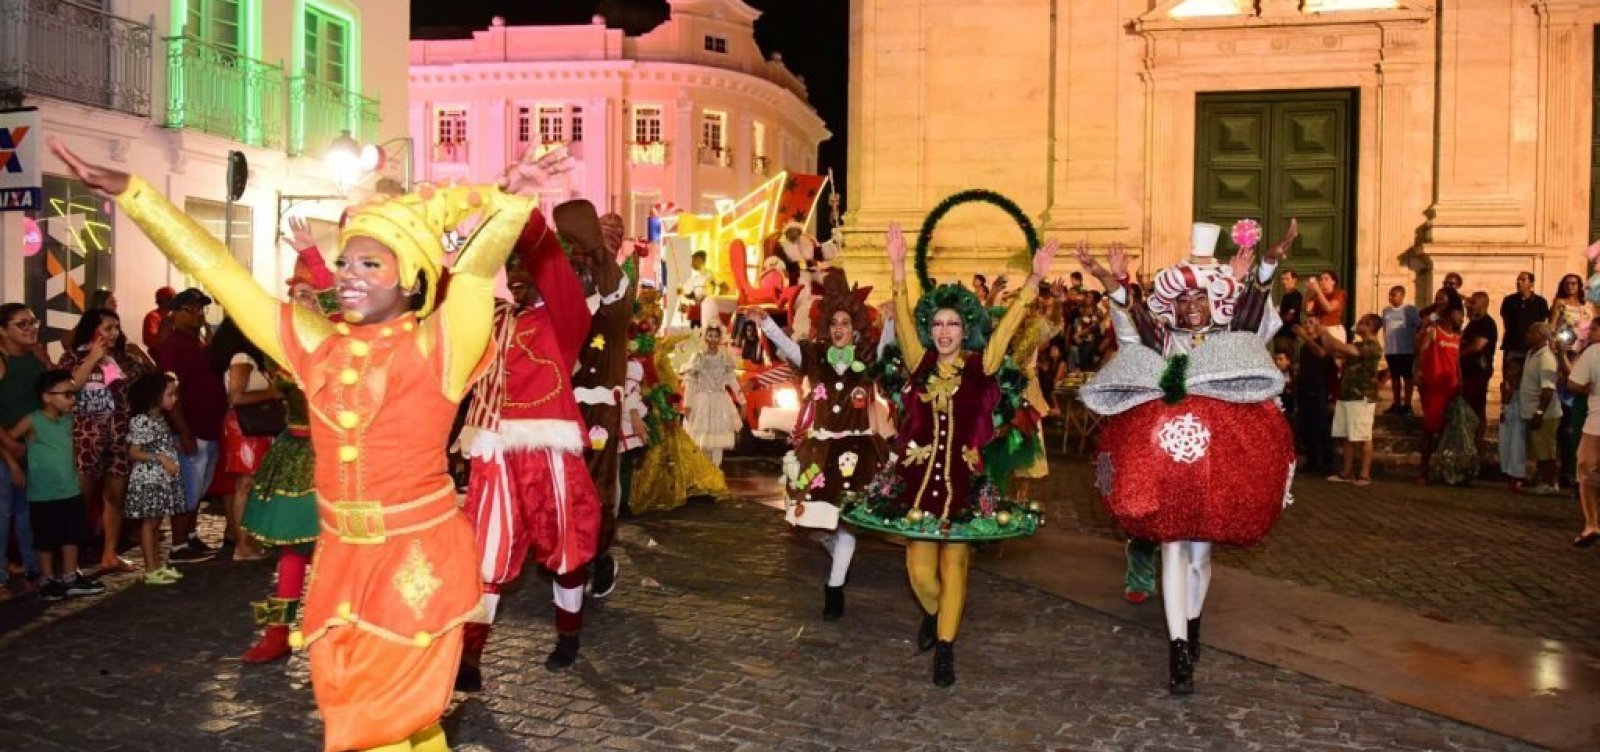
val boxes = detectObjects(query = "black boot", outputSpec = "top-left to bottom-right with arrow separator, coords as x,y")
544,633 -> 580,671
590,555 -> 618,599
454,662 -> 483,692
822,585 -> 845,621
1169,639 -> 1195,695
917,613 -> 937,653
1186,617 -> 1201,662
932,640 -> 956,687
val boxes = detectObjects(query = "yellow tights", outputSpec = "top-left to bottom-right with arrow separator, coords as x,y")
363,722 -> 448,752
906,541 -> 970,641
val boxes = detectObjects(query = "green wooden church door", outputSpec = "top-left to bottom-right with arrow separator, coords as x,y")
1194,89 -> 1357,315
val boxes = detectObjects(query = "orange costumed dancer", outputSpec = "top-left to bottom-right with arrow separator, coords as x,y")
49,138 -> 566,752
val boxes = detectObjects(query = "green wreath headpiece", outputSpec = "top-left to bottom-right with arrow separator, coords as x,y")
913,189 -> 1041,293
910,189 -> 1039,353
914,284 -> 992,352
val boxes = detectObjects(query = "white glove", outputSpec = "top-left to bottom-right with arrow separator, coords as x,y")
454,426 -> 504,462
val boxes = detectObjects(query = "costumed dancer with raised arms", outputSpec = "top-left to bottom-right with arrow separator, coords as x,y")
1077,219 -> 1298,695
51,138 -> 563,752
565,205 -> 634,601
748,268 -> 890,621
239,218 -> 338,664
455,207 -> 600,688
844,222 -> 1055,687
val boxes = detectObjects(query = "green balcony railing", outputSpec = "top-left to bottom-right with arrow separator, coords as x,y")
288,76 -> 380,157
165,35 -> 284,148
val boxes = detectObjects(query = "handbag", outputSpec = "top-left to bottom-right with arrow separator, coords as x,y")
235,398 -> 287,437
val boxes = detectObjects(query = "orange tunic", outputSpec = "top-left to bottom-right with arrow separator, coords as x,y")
283,308 -> 487,751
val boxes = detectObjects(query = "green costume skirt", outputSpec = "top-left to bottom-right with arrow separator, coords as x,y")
241,431 -> 318,546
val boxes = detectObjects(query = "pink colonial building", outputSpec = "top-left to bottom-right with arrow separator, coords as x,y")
408,0 -> 831,236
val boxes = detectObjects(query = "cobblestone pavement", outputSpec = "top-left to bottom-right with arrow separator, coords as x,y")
0,460 -> 1537,752
1039,445 -> 1600,652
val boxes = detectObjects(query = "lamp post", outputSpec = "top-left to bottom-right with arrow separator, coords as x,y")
322,132 -> 415,197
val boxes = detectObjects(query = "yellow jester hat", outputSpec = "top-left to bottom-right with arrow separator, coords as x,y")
339,183 -> 520,319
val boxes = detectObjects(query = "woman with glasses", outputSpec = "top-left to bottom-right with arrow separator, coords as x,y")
58,308 -> 151,575
0,303 -> 45,598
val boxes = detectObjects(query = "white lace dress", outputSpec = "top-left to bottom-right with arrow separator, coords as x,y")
680,349 -> 742,450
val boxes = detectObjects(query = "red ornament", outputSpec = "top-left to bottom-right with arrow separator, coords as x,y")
1094,396 -> 1292,547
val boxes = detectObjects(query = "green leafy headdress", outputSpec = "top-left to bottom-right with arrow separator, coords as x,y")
914,283 -> 992,353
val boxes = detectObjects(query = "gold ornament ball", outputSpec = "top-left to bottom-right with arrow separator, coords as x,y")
996,511 -> 1013,527
1027,501 -> 1042,513
906,508 -> 925,523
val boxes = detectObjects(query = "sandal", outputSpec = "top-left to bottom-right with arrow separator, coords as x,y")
1352,477 -> 1371,487
95,558 -> 137,576
1574,531 -> 1600,549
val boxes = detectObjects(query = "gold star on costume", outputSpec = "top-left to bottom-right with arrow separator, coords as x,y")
920,360 -> 962,411
590,334 -> 606,351
392,541 -> 442,620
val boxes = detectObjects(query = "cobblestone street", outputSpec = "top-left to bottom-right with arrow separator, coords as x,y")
0,454 -> 1558,751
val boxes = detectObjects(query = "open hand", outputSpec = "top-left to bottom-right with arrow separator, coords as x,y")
49,138 -> 130,196
1031,239 -> 1060,281
1229,243 -> 1256,280
286,216 -> 317,252
744,307 -> 769,323
501,147 -> 576,197
886,223 -> 908,277
1074,240 -> 1107,280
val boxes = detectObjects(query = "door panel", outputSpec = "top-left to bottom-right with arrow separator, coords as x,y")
1196,89 -> 1356,315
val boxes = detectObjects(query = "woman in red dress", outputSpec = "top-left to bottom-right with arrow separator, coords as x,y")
1416,288 -> 1464,484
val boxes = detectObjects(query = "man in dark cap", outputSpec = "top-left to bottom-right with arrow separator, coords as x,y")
154,288 -> 224,563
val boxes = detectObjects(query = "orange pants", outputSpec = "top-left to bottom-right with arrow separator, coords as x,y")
310,626 -> 463,751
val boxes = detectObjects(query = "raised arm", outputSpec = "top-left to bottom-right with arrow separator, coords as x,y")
983,240 -> 1057,374
886,223 -> 926,366
750,309 -> 802,366
434,185 -> 538,401
51,139 -> 294,368
518,210 -> 591,369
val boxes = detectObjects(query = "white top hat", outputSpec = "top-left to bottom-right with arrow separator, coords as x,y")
1191,222 -> 1222,260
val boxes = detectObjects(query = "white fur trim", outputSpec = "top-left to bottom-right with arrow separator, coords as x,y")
499,419 -> 585,451
575,386 -> 619,406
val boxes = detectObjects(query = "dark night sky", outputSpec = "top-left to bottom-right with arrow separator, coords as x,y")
410,0 -> 850,198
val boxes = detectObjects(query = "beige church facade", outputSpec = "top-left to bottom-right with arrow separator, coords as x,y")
841,0 -> 1600,316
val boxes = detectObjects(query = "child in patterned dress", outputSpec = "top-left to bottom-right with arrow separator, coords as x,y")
125,372 -> 186,585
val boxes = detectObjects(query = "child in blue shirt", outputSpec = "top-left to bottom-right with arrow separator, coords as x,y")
1381,285 -> 1423,414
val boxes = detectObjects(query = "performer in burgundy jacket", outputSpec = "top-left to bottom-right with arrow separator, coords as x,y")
456,209 -> 600,687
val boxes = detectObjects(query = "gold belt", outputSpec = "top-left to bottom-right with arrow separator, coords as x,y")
317,483 -> 457,545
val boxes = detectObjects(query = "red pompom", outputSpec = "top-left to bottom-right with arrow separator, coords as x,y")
1093,397 -> 1293,547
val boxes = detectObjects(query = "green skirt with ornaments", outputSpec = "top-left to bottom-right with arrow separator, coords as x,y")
240,431 -> 318,547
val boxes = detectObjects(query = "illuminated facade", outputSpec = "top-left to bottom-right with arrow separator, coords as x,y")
407,0 -> 830,238
0,0 -> 410,351
844,0 -> 1600,316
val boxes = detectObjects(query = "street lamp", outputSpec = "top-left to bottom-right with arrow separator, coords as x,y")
323,130 -> 363,195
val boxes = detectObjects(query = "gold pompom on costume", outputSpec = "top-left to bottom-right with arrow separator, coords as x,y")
114,176 -> 532,752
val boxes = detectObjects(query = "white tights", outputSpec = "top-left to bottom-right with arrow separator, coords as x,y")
821,528 -> 857,587
1160,540 -> 1212,641
708,448 -> 724,467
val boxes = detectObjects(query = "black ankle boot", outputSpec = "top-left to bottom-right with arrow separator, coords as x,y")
917,613 -> 937,653
932,640 -> 956,687
1186,617 -> 1201,662
544,633 -> 580,671
454,662 -> 483,692
822,585 -> 845,621
1169,639 -> 1195,695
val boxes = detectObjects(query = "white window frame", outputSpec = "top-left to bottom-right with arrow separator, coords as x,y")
633,105 -> 663,144
537,105 -> 566,144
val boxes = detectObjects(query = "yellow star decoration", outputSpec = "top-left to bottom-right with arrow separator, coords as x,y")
590,334 -> 607,351
392,540 -> 442,620
962,446 -> 983,472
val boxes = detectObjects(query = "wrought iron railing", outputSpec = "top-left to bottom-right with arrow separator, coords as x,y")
433,141 -> 469,163
629,140 -> 668,166
288,76 -> 379,156
0,0 -> 153,117
165,35 -> 284,148
698,144 -> 731,167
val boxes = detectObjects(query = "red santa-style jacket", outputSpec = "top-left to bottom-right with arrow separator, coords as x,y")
460,211 -> 593,452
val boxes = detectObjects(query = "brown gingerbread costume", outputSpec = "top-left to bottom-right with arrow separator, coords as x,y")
554,200 -> 634,598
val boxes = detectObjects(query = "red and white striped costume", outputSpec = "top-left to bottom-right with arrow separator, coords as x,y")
458,213 -> 599,646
